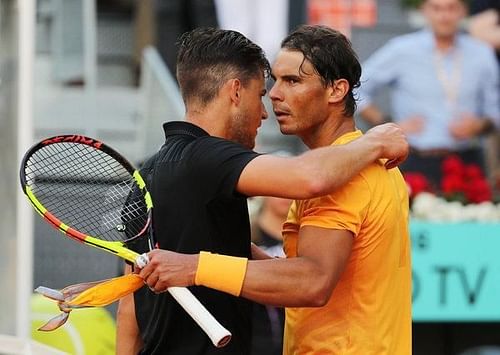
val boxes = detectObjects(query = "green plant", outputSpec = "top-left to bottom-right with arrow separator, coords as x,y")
401,0 -> 423,8
401,0 -> 470,9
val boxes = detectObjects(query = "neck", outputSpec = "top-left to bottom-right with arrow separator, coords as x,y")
185,101 -> 229,139
302,113 -> 356,149
434,34 -> 456,52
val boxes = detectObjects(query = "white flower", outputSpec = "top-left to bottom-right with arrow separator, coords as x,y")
411,193 -> 500,222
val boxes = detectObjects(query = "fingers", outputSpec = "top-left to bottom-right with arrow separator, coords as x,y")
145,274 -> 160,293
135,250 -> 196,293
385,157 -> 402,169
138,252 -> 157,292
141,267 -> 166,294
138,250 -> 170,294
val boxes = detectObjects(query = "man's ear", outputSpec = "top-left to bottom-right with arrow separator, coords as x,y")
229,78 -> 242,105
328,79 -> 349,104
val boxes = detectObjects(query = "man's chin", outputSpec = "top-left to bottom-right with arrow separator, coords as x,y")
278,125 -> 294,136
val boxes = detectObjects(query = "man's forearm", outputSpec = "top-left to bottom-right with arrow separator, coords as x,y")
298,122 -> 408,196
236,123 -> 407,199
296,136 -> 383,196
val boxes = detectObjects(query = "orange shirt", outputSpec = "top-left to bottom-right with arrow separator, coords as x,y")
282,130 -> 412,355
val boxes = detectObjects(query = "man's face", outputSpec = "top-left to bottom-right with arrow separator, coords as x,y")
269,50 -> 331,138
422,0 -> 466,39
229,75 -> 268,149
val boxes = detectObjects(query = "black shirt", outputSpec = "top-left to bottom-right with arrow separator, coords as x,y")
131,121 -> 260,355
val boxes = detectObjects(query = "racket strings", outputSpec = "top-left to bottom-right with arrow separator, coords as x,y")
24,142 -> 149,242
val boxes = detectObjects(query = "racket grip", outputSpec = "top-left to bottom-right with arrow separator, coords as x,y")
167,287 -> 232,348
134,253 -> 231,347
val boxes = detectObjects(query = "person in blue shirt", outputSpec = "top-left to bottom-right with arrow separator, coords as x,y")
357,0 -> 499,187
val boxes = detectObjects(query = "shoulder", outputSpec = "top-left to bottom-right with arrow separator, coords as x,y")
190,136 -> 259,162
385,31 -> 424,52
460,32 -> 491,51
359,160 -> 395,185
304,171 -> 372,208
363,32 -> 421,65
359,162 -> 408,197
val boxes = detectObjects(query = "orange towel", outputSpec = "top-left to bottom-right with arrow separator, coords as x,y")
36,274 -> 144,331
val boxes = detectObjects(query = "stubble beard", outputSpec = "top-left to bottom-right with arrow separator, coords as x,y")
230,112 -> 255,149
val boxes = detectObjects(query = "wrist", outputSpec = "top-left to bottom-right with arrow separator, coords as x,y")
363,133 -> 384,161
195,251 -> 248,296
189,254 -> 199,287
478,119 -> 494,135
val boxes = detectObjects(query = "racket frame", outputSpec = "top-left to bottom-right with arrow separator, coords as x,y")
20,134 -> 231,347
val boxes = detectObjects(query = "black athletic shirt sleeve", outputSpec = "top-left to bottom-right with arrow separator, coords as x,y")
187,136 -> 260,199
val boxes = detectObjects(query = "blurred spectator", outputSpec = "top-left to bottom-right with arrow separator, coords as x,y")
155,0 -> 219,76
214,0 -> 288,63
250,196 -> 290,258
357,0 -> 500,188
468,0 -> 500,191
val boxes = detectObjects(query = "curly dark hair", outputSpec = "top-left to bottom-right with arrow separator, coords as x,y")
176,28 -> 270,107
281,25 -> 361,117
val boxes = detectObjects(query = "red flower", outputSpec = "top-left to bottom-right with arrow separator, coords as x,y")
441,155 -> 465,178
441,174 -> 465,194
464,178 -> 492,204
404,172 -> 430,198
464,164 -> 483,180
439,155 -> 493,204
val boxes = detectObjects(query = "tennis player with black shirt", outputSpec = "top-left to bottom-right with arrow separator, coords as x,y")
116,28 -> 409,355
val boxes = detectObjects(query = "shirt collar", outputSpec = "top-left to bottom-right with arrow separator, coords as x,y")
420,28 -> 464,53
163,121 -> 210,139
331,130 -> 363,146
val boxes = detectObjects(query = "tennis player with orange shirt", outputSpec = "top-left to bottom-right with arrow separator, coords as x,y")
140,25 -> 412,354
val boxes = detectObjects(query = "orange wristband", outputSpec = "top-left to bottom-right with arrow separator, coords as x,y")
194,251 -> 248,296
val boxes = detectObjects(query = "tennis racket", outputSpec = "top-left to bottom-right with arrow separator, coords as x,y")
20,134 -> 231,348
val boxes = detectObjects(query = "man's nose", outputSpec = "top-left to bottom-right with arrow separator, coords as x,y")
269,83 -> 282,101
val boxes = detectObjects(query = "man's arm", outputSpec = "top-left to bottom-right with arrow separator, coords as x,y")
469,9 -> 500,49
139,227 -> 353,307
449,113 -> 496,139
116,265 -> 143,355
237,122 -> 408,199
242,227 -> 353,307
359,105 -> 426,135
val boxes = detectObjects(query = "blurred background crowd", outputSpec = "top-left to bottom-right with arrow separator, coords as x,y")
0,0 -> 498,354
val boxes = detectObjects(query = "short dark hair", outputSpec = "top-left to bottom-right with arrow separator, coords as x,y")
281,25 -> 361,117
176,28 -> 270,106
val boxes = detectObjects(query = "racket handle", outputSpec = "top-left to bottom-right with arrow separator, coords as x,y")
168,287 -> 232,348
134,254 -> 231,348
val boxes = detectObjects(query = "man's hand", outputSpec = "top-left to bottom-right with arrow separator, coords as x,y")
139,249 -> 198,294
365,122 -> 409,169
397,115 -> 425,135
449,114 -> 487,140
